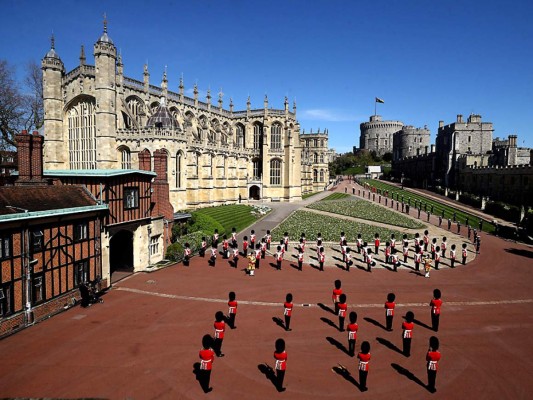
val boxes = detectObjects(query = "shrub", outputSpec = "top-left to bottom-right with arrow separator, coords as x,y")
166,231 -> 205,262
188,213 -> 224,237
485,201 -> 521,223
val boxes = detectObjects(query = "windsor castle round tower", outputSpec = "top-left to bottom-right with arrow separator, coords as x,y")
359,115 -> 403,156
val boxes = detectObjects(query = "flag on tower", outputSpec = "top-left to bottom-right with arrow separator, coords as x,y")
375,97 -> 385,103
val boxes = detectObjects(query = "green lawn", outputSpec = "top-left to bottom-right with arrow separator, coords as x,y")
307,198 -> 426,229
361,179 -> 495,233
302,191 -> 321,200
271,210 -> 414,244
322,193 -> 350,201
193,205 -> 265,235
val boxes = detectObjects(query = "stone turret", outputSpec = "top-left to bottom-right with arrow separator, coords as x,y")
42,34 -> 65,169
360,115 -> 403,156
93,16 -> 117,168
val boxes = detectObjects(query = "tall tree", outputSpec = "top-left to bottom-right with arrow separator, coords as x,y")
0,59 -> 43,150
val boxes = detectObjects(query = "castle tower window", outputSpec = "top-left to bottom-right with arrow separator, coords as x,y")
271,123 -> 282,149
236,124 -> 245,148
120,147 -> 131,169
253,159 -> 261,180
270,159 -> 281,185
253,124 -> 263,149
176,151 -> 183,188
313,169 -> 318,183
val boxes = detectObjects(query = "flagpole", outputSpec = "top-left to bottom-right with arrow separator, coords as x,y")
374,99 -> 376,116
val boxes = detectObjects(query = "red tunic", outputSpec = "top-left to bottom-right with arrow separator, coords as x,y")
374,238 -> 380,247
298,253 -> 304,262
284,302 -> 293,317
228,300 -> 238,315
357,352 -> 371,371
385,301 -> 395,316
347,322 -> 358,340
426,350 -> 441,371
319,252 -> 325,263
199,348 -> 215,370
430,298 -> 442,315
332,288 -> 342,303
402,321 -> 414,338
243,241 -> 248,251
338,302 -> 347,318
274,351 -> 287,370
214,320 -> 225,339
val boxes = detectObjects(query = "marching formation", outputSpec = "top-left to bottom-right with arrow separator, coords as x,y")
197,282 -> 444,393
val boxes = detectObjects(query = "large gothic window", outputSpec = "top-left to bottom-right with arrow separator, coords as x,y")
270,159 -> 281,185
68,98 -> 96,169
271,123 -> 282,150
236,124 -> 245,148
125,96 -> 145,129
253,159 -> 261,180
253,124 -> 263,150
313,169 -> 318,183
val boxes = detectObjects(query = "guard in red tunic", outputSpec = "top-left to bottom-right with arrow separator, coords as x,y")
213,311 -> 226,357
414,251 -> 422,272
242,235 -> 249,257
254,244 -> 261,269
431,238 -> 437,260
423,230 -> 429,252
183,242 -> 191,266
319,246 -> 325,271
461,243 -> 468,265
345,248 -> 353,271
222,235 -> 229,259
356,233 -> 363,254
430,289 -> 442,332
340,231 -> 346,253
441,237 -> 447,258
261,238 -> 267,259
374,233 -> 380,255
366,249 -> 374,272
212,229 -> 219,248
227,291 -> 238,329
403,235 -> 409,263
338,293 -> 348,332
316,232 -> 323,250
276,245 -> 283,270
273,338 -> 287,392
384,242 -> 391,264
426,336 -> 441,393
341,239 -> 348,263
385,292 -> 396,331
402,311 -> 415,357
390,233 -> 396,254
283,232 -> 289,252
209,244 -> 217,267
357,341 -> 371,392
266,230 -> 272,250
297,247 -> 304,271
449,244 -> 456,268
232,243 -> 239,269
198,334 -> 215,393
231,227 -> 238,248
434,246 -> 441,270
200,237 -> 207,258
347,311 -> 359,356
250,229 -> 256,250
332,280 -> 342,315
284,293 -> 293,331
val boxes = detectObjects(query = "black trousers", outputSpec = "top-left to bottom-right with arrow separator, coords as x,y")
427,369 -> 437,392
285,315 -> 291,330
276,369 -> 286,391
298,261 -> 302,270
386,315 -> 393,331
319,261 -> 324,271
348,339 -> 356,356
228,313 -> 236,329
214,338 -> 223,356
199,369 -> 212,392
339,316 -> 345,331
255,258 -> 260,269
277,260 -> 281,270
431,313 -> 440,332
359,369 -> 368,390
403,337 -> 411,356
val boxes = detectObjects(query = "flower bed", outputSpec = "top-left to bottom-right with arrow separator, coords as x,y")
307,199 -> 425,229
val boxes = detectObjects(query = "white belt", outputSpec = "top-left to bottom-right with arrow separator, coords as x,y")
338,310 -> 346,317
428,361 -> 437,370
200,360 -> 210,370
284,308 -> 291,316
348,331 -> 356,340
214,329 -> 223,338
228,307 -> 236,314
358,361 -> 368,371
275,359 -> 285,370
403,329 -> 412,339
386,309 -> 393,316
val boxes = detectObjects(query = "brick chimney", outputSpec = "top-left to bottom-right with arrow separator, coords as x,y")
15,130 -> 45,185
138,149 -> 151,171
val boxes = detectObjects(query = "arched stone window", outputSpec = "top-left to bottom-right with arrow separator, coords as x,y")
253,123 -> 263,149
176,151 -> 183,188
313,169 -> 318,183
270,159 -> 281,185
320,169 -> 324,182
271,123 -> 282,149
125,96 -> 145,128
314,153 -> 318,163
67,97 -> 96,169
119,146 -> 131,169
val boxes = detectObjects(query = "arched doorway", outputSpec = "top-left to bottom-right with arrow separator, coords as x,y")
109,230 -> 134,283
249,185 -> 261,200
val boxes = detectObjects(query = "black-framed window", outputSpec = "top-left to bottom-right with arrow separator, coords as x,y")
124,187 -> 139,209
32,230 -> 44,252
74,260 -> 89,287
270,159 -> 281,185
32,274 -> 44,305
74,222 -> 88,242
0,235 -> 11,259
0,283 -> 13,317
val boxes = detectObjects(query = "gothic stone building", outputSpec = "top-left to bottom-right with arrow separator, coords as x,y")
41,24 -> 329,211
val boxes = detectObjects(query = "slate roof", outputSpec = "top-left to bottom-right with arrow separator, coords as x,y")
0,185 -> 98,216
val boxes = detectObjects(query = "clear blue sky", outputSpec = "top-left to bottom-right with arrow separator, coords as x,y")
2,0 -> 532,153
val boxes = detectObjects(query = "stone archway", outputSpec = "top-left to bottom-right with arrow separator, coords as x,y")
249,185 -> 261,200
109,230 -> 134,283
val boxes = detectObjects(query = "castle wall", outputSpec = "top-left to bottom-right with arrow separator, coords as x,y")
359,115 -> 403,156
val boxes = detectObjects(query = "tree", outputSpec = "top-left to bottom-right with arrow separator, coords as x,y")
0,59 -> 43,150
